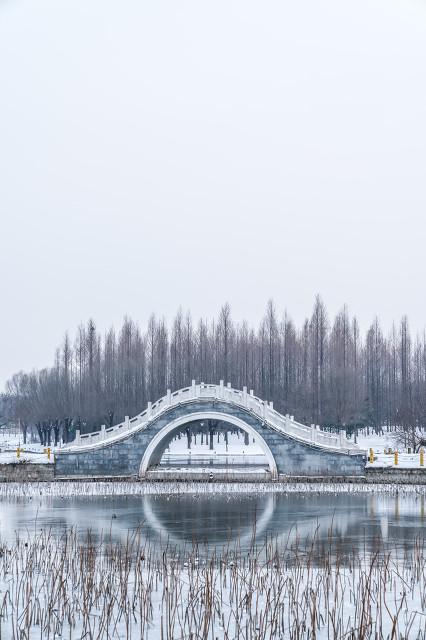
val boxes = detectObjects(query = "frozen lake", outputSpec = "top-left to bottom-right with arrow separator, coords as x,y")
1,488 -> 425,555
0,485 -> 425,638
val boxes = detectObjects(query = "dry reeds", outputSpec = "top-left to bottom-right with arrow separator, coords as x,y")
0,521 -> 425,638
0,480 -> 425,500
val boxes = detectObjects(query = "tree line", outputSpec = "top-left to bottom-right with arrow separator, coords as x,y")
3,297 -> 425,445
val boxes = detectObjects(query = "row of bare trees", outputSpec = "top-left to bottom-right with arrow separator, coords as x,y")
3,297 -> 426,443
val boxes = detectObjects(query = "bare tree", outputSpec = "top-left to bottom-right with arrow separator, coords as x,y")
4,298 -> 426,444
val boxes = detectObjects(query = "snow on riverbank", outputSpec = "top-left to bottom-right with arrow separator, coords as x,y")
367,452 -> 424,468
0,451 -> 53,464
354,429 -> 426,468
0,432 -> 52,464
0,431 -> 51,465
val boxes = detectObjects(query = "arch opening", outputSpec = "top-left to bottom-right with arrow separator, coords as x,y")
139,411 -> 278,480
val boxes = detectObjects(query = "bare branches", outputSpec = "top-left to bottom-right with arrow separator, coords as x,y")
4,300 -> 426,443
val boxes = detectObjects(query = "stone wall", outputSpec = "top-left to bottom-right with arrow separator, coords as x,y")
366,468 -> 426,484
0,463 -> 54,482
55,400 -> 366,478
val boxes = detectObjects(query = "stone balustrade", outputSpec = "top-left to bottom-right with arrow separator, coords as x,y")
60,381 -> 358,454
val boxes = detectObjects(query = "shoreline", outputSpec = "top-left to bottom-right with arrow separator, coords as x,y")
0,479 -> 426,499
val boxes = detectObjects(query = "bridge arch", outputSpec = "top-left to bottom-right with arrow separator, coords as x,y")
141,493 -> 276,547
139,411 -> 278,479
56,383 -> 365,479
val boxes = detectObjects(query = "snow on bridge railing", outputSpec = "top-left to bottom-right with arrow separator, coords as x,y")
63,381 -> 358,453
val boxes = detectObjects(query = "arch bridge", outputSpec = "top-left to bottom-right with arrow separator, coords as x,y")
55,382 -> 365,479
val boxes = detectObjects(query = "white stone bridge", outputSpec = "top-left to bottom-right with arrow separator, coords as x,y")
55,382 -> 365,479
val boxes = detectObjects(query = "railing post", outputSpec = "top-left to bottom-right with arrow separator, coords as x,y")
75,429 -> 81,445
285,414 -> 290,431
125,416 -> 130,430
192,380 -> 196,398
147,402 -> 152,418
311,424 -> 316,443
242,386 -> 247,407
219,380 -> 224,399
101,424 -> 106,440
269,401 -> 273,410
167,389 -> 171,405
339,430 -> 345,448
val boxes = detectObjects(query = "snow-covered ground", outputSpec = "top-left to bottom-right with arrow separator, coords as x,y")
0,431 -> 52,464
354,429 -> 399,451
351,428 -> 426,469
165,431 -> 264,455
367,453 -> 423,468
0,450 -> 53,464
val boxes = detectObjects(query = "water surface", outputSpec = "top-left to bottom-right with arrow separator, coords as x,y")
0,490 -> 424,556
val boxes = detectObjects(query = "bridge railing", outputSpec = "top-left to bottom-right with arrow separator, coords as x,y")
64,381 -> 357,452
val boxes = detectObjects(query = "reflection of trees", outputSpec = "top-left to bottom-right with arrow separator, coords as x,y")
2,493 -> 426,560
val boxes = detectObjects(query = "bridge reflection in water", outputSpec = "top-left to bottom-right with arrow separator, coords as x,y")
148,418 -> 271,480
1,492 -> 425,559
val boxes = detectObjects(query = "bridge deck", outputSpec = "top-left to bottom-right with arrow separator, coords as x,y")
60,382 -> 360,455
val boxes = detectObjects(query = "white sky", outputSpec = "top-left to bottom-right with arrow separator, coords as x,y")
1,0 -> 426,388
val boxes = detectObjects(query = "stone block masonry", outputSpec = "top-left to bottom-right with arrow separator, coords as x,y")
0,463 -> 54,482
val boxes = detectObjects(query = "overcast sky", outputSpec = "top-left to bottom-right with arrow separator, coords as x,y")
0,0 -> 426,388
